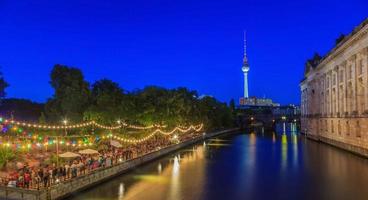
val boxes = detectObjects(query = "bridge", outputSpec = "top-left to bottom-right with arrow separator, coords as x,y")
236,107 -> 300,130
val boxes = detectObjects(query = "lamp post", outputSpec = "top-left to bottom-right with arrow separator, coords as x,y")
56,136 -> 59,168
63,119 -> 68,136
58,119 -> 68,168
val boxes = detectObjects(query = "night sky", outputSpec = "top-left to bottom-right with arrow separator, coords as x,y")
0,0 -> 367,105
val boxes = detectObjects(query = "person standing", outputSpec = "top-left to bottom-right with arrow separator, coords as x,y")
37,168 -> 43,189
65,162 -> 70,179
43,168 -> 49,188
70,162 -> 77,178
52,163 -> 57,184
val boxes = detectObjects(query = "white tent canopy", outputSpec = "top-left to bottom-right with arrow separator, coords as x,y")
59,152 -> 81,158
110,140 -> 122,148
79,149 -> 100,155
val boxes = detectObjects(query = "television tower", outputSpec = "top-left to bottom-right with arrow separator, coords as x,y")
241,31 -> 250,98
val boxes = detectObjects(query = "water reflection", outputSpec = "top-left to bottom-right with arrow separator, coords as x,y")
118,183 -> 125,199
292,133 -> 298,167
276,122 -> 298,134
281,134 -> 288,171
157,163 -> 162,174
169,156 -> 180,200
68,126 -> 368,200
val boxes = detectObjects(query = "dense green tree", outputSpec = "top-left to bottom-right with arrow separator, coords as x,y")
84,79 -> 124,124
118,93 -> 139,123
169,87 -> 200,125
129,86 -> 202,127
197,96 -> 234,129
133,86 -> 169,125
38,65 -> 236,130
45,65 -> 90,122
0,148 -> 16,168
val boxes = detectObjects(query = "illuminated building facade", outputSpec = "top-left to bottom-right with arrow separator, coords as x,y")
301,18 -> 368,155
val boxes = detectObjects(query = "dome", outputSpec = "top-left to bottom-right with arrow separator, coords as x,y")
242,65 -> 249,72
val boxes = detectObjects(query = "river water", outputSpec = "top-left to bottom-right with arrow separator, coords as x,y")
68,124 -> 368,200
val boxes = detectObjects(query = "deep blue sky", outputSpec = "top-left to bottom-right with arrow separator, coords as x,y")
0,0 -> 367,105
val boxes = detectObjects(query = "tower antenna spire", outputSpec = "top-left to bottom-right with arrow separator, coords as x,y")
243,31 -> 248,65
244,30 -> 247,57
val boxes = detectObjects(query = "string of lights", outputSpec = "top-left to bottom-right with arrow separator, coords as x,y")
156,124 -> 203,135
0,117 -> 165,131
0,123 -> 204,149
0,135 -> 99,149
112,123 -> 204,144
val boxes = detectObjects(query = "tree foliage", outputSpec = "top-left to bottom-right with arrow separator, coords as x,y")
0,68 -> 9,103
45,64 -> 90,122
84,79 -> 124,123
0,98 -> 44,121
43,65 -> 234,130
0,148 -> 16,169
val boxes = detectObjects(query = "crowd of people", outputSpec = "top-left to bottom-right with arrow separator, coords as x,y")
0,131 -> 203,190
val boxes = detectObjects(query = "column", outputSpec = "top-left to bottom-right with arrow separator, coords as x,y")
352,55 -> 358,113
364,48 -> 368,112
335,66 -> 340,115
328,71 -> 333,115
345,61 -> 351,113
323,74 -> 327,115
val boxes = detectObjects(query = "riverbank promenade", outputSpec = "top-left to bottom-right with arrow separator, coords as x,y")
0,128 -> 238,200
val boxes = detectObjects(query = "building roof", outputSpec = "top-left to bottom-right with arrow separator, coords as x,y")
302,17 -> 368,79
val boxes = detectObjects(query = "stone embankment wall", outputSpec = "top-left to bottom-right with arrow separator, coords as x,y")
0,128 -> 239,200
306,134 -> 368,158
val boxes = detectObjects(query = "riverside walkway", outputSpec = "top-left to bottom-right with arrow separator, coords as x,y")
0,128 -> 238,200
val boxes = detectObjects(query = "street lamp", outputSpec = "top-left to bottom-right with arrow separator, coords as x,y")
62,119 -> 68,136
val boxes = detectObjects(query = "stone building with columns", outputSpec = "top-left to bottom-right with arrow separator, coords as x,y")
301,18 -> 368,155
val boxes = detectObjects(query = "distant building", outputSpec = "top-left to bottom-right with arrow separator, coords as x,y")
239,32 -> 280,107
240,96 -> 280,107
300,18 -> 368,156
272,104 -> 300,116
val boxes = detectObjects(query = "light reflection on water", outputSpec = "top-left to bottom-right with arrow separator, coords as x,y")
68,123 -> 368,200
118,183 -> 124,199
169,156 -> 180,200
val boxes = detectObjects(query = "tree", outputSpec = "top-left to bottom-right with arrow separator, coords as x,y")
84,79 -> 125,123
39,112 -> 46,124
0,98 -> 44,122
45,65 -> 90,122
40,64 -> 235,130
129,86 -> 200,126
0,148 -> 16,169
133,86 -> 169,125
0,68 -> 9,103
229,99 -> 236,113
198,96 -> 234,129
